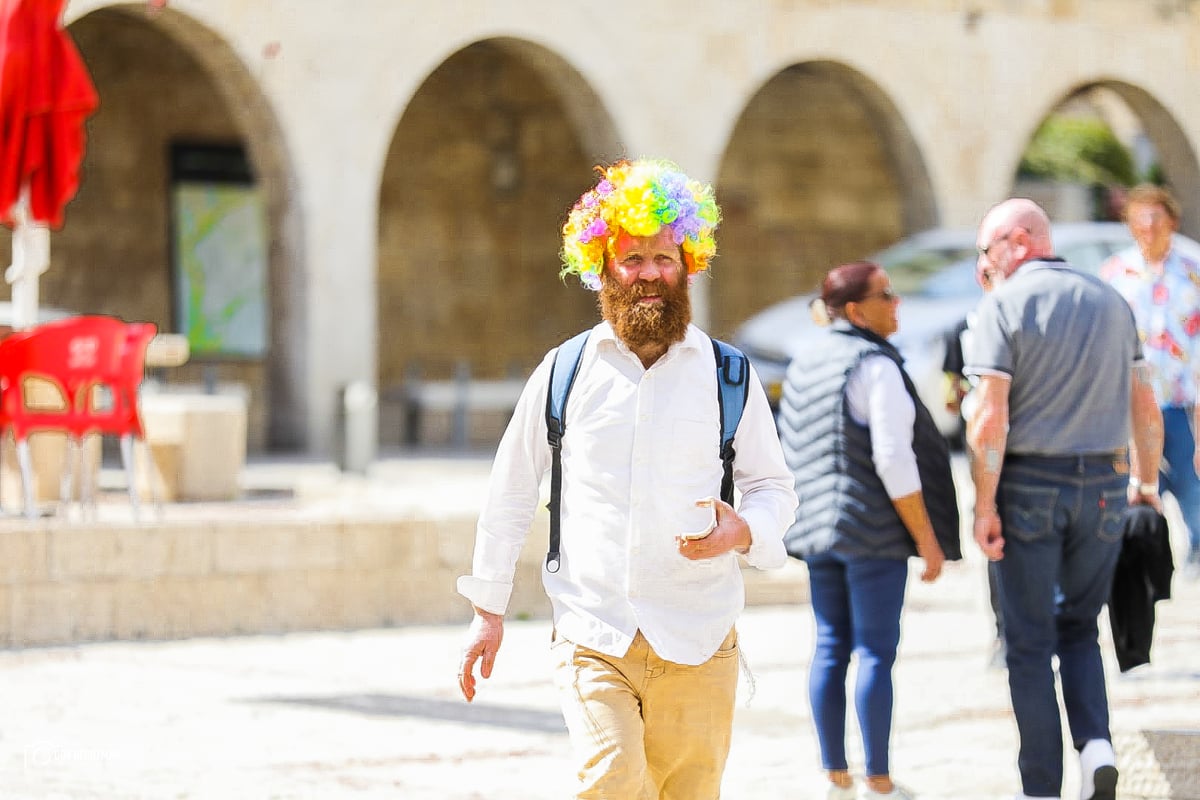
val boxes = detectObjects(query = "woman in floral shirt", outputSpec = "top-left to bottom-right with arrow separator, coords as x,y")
1101,184 -> 1200,578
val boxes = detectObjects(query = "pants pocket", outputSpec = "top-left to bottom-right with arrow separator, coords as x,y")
1000,482 -> 1058,543
711,627 -> 738,659
1096,488 -> 1126,544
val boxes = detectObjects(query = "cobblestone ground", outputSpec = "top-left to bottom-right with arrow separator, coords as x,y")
0,457 -> 1197,799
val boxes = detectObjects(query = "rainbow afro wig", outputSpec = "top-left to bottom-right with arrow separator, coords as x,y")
560,159 -> 721,290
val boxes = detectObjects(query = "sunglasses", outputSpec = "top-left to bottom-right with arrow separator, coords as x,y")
977,227 -> 1026,259
859,288 -> 898,302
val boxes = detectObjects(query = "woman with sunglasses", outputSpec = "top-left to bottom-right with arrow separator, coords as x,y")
778,261 -> 961,799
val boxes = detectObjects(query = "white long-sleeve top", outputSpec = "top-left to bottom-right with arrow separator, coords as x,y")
844,354 -> 921,498
457,322 -> 798,666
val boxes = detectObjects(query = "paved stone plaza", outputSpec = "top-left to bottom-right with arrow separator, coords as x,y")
0,457 -> 1196,799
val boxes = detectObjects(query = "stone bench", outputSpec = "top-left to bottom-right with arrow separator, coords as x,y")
394,375 -> 526,448
139,389 -> 248,502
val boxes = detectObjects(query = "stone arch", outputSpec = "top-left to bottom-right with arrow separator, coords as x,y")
712,60 -> 936,337
376,37 -> 620,446
1010,79 -> 1200,237
55,4 -> 305,451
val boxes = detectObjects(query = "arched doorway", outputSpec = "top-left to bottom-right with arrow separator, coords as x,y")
1012,81 -> 1200,237
714,61 -> 936,338
377,38 -> 619,448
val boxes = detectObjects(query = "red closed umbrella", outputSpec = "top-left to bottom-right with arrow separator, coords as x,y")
0,0 -> 98,327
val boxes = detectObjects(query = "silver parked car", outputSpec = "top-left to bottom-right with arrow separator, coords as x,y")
732,222 -> 1200,438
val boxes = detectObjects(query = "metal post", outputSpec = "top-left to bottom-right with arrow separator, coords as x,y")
452,360 -> 470,449
403,363 -> 422,447
338,381 -> 377,473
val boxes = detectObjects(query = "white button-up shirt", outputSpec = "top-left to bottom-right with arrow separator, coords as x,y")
457,322 -> 797,666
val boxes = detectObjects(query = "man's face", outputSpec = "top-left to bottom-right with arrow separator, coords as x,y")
1126,201 -> 1176,260
975,221 -> 1021,284
599,228 -> 691,350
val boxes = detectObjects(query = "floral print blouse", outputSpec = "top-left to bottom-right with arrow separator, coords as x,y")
1102,246 -> 1200,407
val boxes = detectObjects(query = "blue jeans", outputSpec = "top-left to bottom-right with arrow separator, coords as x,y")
806,552 -> 908,778
995,455 -> 1126,798
1160,406 -> 1200,556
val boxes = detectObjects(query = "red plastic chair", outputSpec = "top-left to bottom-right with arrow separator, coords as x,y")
0,315 -> 155,519
107,321 -> 160,516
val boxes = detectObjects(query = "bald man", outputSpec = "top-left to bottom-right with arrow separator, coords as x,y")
963,199 -> 1164,800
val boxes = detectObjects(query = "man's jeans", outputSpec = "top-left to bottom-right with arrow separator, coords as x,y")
1160,405 -> 1200,556
995,454 -> 1126,798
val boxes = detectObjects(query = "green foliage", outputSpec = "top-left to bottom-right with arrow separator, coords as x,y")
1018,116 -> 1137,186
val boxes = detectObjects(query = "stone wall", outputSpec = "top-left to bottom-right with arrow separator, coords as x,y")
0,508 -> 804,647
8,0 -> 1196,460
0,513 -> 545,647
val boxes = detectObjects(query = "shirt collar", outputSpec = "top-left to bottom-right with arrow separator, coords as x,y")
1126,245 -> 1184,278
1008,257 -> 1070,280
593,321 -> 704,361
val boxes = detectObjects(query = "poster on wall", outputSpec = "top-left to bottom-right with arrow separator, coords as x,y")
170,144 -> 268,358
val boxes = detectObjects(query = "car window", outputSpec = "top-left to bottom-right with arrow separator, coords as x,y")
882,245 -> 979,294
919,259 -> 981,299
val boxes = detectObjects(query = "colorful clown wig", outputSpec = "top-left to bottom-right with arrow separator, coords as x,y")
560,159 -> 721,290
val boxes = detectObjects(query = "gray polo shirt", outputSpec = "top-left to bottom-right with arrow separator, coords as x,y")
964,259 -> 1143,455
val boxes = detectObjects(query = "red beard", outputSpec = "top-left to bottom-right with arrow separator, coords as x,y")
599,272 -> 692,351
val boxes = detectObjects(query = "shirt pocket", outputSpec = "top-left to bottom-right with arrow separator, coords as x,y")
1000,483 -> 1058,543
672,417 -> 715,466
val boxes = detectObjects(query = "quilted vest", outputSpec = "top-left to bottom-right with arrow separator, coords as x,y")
779,324 -> 961,562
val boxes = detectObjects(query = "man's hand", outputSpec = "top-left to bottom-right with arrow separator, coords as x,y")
1128,484 -> 1164,513
677,498 -> 750,559
458,607 -> 504,702
974,509 -> 1005,561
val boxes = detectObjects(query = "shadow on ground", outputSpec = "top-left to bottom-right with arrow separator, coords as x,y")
252,693 -> 568,735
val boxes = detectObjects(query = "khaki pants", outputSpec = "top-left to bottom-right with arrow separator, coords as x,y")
551,628 -> 739,800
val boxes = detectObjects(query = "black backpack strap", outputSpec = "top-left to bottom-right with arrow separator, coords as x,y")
544,330 -> 591,574
711,338 -> 749,505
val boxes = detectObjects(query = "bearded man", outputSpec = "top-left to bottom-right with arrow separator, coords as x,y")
456,159 -> 797,800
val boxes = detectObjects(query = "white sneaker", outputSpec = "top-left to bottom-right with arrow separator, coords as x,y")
825,782 -> 856,800
861,784 -> 916,799
1079,738 -> 1118,800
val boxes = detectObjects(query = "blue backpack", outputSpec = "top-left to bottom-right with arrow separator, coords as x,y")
543,331 -> 749,573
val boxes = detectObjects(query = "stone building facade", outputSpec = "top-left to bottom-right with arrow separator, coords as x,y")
3,0 -> 1199,458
